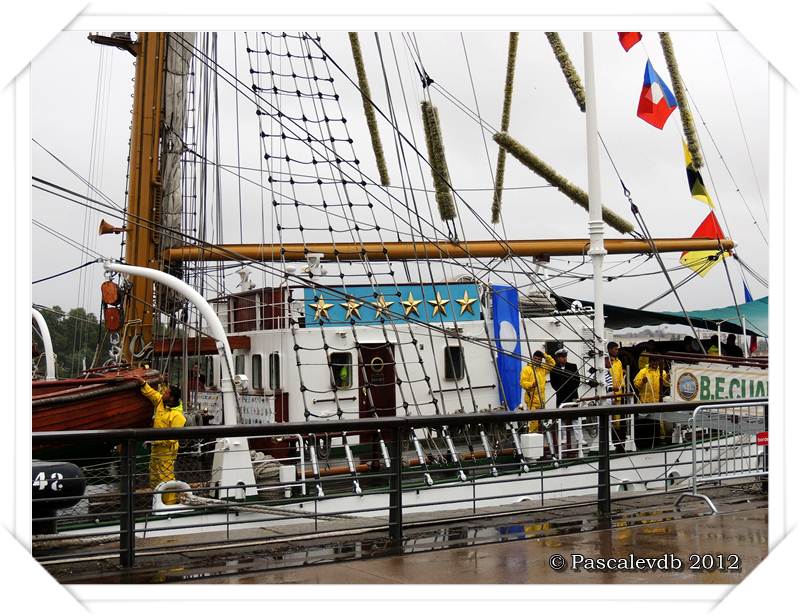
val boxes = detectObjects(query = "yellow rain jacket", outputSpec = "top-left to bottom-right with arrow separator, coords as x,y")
633,366 -> 669,404
609,357 -> 624,398
141,383 -> 186,503
520,353 -> 555,431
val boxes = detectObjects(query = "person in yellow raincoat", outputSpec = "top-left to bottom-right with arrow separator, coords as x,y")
606,342 -> 627,452
633,358 -> 669,403
633,358 -> 670,440
520,350 -> 555,432
137,377 -> 186,504
637,340 -> 657,370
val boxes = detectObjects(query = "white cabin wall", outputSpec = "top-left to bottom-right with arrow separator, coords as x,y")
426,321 -> 501,413
199,307 -> 602,422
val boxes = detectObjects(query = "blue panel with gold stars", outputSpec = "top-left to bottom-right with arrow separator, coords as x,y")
303,283 -> 482,326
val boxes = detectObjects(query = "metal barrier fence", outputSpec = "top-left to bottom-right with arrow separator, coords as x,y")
674,401 -> 768,514
31,398 -> 767,574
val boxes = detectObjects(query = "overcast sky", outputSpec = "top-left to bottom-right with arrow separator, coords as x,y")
31,30 -> 768,316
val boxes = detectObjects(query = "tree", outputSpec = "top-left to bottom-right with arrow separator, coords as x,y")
32,306 -> 111,378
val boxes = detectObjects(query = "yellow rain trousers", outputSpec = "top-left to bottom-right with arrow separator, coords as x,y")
520,353 -> 555,431
141,383 -> 186,504
609,356 -> 625,425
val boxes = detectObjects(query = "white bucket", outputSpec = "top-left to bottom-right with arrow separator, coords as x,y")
520,432 -> 544,460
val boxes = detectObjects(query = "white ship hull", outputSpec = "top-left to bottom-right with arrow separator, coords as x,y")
60,433 -> 760,541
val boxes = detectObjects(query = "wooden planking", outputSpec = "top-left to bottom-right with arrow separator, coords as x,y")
33,394 -> 153,432
153,335 -> 251,356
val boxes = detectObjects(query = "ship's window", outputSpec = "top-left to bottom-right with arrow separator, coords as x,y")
269,351 -> 281,390
234,354 -> 245,376
251,354 -> 263,389
444,346 -> 465,381
329,352 -> 353,389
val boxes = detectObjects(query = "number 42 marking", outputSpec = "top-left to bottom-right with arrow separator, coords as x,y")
32,472 -> 64,491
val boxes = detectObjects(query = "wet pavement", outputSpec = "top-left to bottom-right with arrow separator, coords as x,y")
219,505 -> 765,584
42,483 -> 767,584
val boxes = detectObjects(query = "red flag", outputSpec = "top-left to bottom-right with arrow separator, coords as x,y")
691,210 -> 725,239
680,211 -> 728,277
618,32 -> 642,51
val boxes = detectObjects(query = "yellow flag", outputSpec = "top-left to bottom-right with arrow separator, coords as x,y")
683,141 -> 714,208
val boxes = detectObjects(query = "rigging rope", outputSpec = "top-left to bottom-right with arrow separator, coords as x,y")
348,32 -> 391,186
490,32 -> 519,224
420,100 -> 457,224
152,32 -> 613,373
34,32 -> 636,410
544,32 -> 585,112
33,261 -> 99,285
715,33 -> 768,225
223,33 -> 599,346
658,32 -> 703,169
493,131 -> 635,234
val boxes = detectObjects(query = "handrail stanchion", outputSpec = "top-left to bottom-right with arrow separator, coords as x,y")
597,411 -> 611,524
120,438 -> 136,568
389,425 -> 404,548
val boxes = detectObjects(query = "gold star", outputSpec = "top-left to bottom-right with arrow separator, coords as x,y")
427,291 -> 450,317
455,290 -> 478,315
309,296 -> 333,320
340,298 -> 363,320
401,291 -> 423,317
372,295 -> 395,318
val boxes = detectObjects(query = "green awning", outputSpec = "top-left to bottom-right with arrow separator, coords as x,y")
666,296 -> 768,337
557,296 -> 768,337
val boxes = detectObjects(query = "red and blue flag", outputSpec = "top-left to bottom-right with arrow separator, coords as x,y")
637,60 -> 677,129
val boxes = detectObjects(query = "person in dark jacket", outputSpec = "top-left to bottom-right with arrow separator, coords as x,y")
550,348 -> 580,406
723,334 -> 744,357
549,348 -> 584,451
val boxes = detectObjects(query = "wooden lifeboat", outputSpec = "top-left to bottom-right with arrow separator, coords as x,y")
33,366 -> 161,434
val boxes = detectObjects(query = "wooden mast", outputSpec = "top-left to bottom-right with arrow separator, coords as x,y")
162,237 -> 735,263
93,33 -> 167,362
124,33 -> 167,362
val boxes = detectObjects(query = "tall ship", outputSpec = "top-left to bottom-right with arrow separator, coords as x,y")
30,31 -> 768,546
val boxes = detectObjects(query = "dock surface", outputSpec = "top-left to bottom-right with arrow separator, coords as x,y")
42,483 -> 767,584
223,503 -> 765,584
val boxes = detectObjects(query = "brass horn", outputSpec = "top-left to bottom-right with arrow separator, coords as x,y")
98,219 -> 125,235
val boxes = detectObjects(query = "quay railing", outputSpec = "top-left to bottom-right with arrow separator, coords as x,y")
31,398 -> 767,575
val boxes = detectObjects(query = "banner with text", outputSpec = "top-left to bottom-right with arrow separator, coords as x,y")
671,363 -> 768,402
